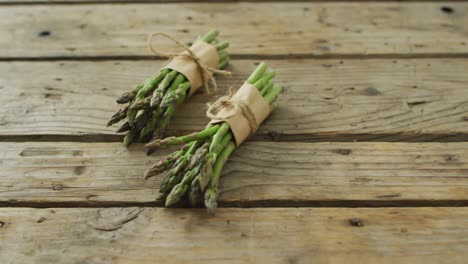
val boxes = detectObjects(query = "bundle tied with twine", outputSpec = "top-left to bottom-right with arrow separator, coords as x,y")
108,29 -> 231,146
143,62 -> 283,213
147,32 -> 231,95
206,87 -> 259,143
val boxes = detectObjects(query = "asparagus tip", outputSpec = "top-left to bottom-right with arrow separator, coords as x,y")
145,139 -> 164,149
115,122 -> 131,133
116,92 -> 133,104
157,194 -> 167,203
165,185 -> 183,207
204,188 -> 218,214
143,170 -> 154,180
123,134 -> 133,147
144,165 -> 165,179
247,62 -> 269,84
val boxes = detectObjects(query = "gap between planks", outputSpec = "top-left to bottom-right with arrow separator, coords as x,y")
5,53 -> 468,61
2,200 -> 468,209
1,133 -> 467,143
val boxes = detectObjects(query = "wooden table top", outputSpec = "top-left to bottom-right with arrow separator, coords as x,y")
0,1 -> 467,263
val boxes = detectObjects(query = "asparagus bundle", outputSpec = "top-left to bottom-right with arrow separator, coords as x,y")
107,29 -> 230,146
144,62 -> 283,213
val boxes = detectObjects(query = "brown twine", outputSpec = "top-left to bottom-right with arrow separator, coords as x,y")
147,32 -> 231,95
206,87 -> 258,136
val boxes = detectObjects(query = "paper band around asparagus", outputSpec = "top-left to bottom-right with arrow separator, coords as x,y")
107,29 -> 230,146
147,32 -> 231,95
144,62 -> 283,213
207,83 -> 271,146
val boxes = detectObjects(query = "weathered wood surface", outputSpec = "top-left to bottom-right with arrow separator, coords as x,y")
2,141 -> 467,206
1,59 -> 467,141
1,0 -> 467,262
1,2 -> 467,58
0,207 -> 467,263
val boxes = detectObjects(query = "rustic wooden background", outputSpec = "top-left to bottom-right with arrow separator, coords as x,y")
1,1 -> 468,263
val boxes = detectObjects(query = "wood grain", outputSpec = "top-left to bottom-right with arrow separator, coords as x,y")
0,207 -> 467,263
0,59 -> 467,141
1,141 -> 467,206
1,2 -> 468,58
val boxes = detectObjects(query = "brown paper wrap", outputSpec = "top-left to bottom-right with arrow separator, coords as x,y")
163,40 -> 219,96
210,83 -> 271,146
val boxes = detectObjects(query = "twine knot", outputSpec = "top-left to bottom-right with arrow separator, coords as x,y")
147,32 -> 231,95
206,87 -> 258,136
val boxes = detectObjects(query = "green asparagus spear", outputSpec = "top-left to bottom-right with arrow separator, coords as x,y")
107,106 -> 129,127
253,70 -> 275,90
209,122 -> 230,153
200,29 -> 219,43
215,41 -> 229,51
204,141 -> 236,213
116,84 -> 143,104
218,50 -> 229,63
116,121 -> 131,133
260,81 -> 273,96
165,163 -> 202,207
136,69 -> 171,98
144,146 -> 188,179
199,131 -> 232,191
128,97 -> 151,111
188,176 -> 204,207
247,62 -> 268,84
159,140 -> 201,194
123,112 -> 151,146
126,108 -> 138,127
150,70 -> 178,107
146,124 -> 220,149
264,85 -> 284,104
218,57 -> 230,69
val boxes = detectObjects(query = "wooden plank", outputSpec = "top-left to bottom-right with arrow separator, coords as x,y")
0,207 -> 467,263
1,2 -> 468,58
1,141 -> 467,206
1,59 -> 467,141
